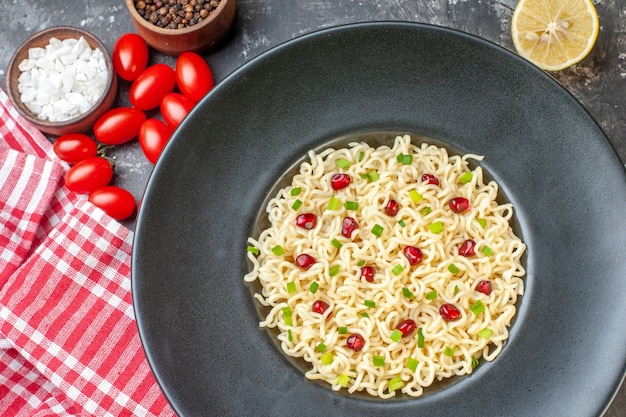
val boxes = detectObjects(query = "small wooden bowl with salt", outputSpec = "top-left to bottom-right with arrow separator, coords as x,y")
5,26 -> 118,136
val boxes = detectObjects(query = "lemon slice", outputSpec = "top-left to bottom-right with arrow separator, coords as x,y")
511,0 -> 599,71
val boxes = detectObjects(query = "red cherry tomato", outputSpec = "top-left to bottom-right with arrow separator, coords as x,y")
160,93 -> 195,129
64,157 -> 113,194
53,133 -> 98,163
175,52 -> 214,103
112,33 -> 149,81
89,186 -> 136,221
94,107 -> 146,145
130,64 -> 177,110
139,118 -> 173,164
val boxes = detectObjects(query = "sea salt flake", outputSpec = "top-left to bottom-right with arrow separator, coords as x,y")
35,57 -> 54,71
60,53 -> 78,66
27,47 -> 45,60
18,59 -> 34,72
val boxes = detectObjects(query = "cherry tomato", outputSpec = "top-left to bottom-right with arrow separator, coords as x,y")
64,157 -> 113,194
160,93 -> 195,129
94,107 -> 146,145
112,33 -> 149,81
89,186 -> 136,221
139,118 -> 173,164
175,52 -> 214,103
130,64 -> 177,110
53,133 -> 98,163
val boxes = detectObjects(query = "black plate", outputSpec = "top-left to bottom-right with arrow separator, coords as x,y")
132,22 -> 626,417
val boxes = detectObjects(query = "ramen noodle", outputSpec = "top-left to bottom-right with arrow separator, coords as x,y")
245,134 -> 526,398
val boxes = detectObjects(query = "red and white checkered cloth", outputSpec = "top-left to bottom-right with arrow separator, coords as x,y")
0,89 -> 174,416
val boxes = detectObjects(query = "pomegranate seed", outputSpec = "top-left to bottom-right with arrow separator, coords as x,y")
331,173 -> 351,190
449,197 -> 470,213
295,254 -> 316,270
312,300 -> 330,316
396,319 -> 417,337
459,239 -> 476,257
360,266 -> 375,282
403,246 -> 423,265
421,173 -> 440,185
296,213 -> 317,230
342,217 -> 358,238
439,303 -> 461,321
475,280 -> 492,295
346,333 -> 365,351
385,199 -> 400,216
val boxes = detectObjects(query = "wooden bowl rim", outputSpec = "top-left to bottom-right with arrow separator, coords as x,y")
5,26 -> 116,131
125,0 -> 232,36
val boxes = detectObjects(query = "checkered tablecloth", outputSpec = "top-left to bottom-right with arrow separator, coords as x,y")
0,89 -> 174,416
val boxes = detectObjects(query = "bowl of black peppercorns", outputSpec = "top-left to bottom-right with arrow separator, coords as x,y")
126,0 -> 236,56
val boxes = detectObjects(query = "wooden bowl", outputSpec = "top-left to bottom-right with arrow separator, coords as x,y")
5,26 -> 118,137
125,0 -> 236,56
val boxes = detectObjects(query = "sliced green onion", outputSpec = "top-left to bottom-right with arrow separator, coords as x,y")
338,326 -> 348,334
419,207 -> 432,216
373,355 -> 386,366
406,357 -> 419,373
357,260 -> 366,267
290,187 -> 302,196
335,158 -> 351,169
453,285 -> 460,295
470,300 -> 485,315
429,221 -> 444,234
477,218 -> 487,228
396,153 -> 413,165
286,281 -> 296,294
426,290 -> 437,300
388,376 -> 405,391
358,151 -> 364,162
345,201 -> 359,210
409,190 -> 423,204
272,245 -> 285,256
371,224 -> 384,237
282,306 -> 293,326
478,328 -> 493,339
392,264 -> 404,276
402,287 -> 414,300
309,282 -> 320,294
288,329 -> 293,341
337,374 -> 351,387
321,352 -> 334,365
364,299 -> 376,308
368,170 -> 379,182
359,312 -> 369,318
398,219 -> 406,227
444,346 -> 456,357
291,199 -> 303,210
331,238 -> 343,249
316,342 -> 326,353
471,356 -> 480,369
458,172 -> 473,184
448,263 -> 460,274
327,196 -> 342,211
247,246 -> 260,255
481,245 -> 493,257
329,265 -> 340,277
390,329 -> 403,342
417,327 -> 425,348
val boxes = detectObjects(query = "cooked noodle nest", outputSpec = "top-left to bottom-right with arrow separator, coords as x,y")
245,134 -> 526,398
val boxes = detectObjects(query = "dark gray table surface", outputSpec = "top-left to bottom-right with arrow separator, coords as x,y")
1,1 -> 624,416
